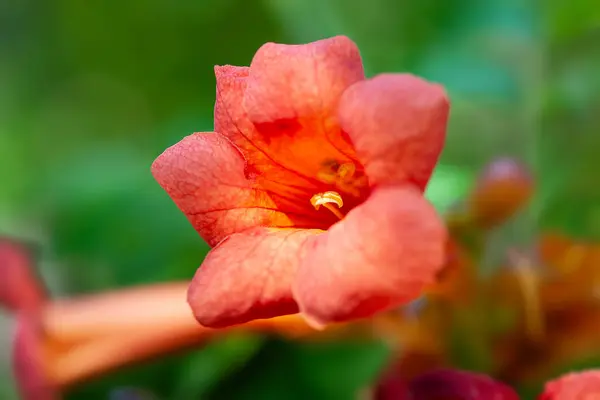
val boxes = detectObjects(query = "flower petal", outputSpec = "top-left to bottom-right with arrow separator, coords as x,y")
187,227 -> 320,328
0,238 -> 46,312
540,370 -> 600,399
214,37 -> 369,208
13,316 -> 57,400
338,74 -> 449,191
152,132 -> 317,246
213,65 -> 250,142
293,185 -> 446,326
408,369 -> 519,400
214,64 -> 322,190
243,35 -> 364,125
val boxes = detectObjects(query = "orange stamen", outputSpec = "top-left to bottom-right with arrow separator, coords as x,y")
310,191 -> 345,220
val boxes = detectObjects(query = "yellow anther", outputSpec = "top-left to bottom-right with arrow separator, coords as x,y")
316,160 -> 367,198
310,191 -> 343,209
310,191 -> 345,220
337,162 -> 356,179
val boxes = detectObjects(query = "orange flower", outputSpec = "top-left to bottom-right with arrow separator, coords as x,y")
534,234 -> 600,376
540,370 -> 600,399
152,35 -> 449,329
490,237 -> 600,384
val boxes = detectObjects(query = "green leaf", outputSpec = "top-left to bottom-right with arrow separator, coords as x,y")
425,164 -> 474,213
210,338 -> 391,400
172,333 -> 266,399
293,340 -> 391,399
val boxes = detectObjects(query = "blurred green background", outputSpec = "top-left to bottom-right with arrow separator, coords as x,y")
1,0 -> 599,399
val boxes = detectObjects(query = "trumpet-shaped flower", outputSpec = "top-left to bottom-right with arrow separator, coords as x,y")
152,35 -> 449,328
